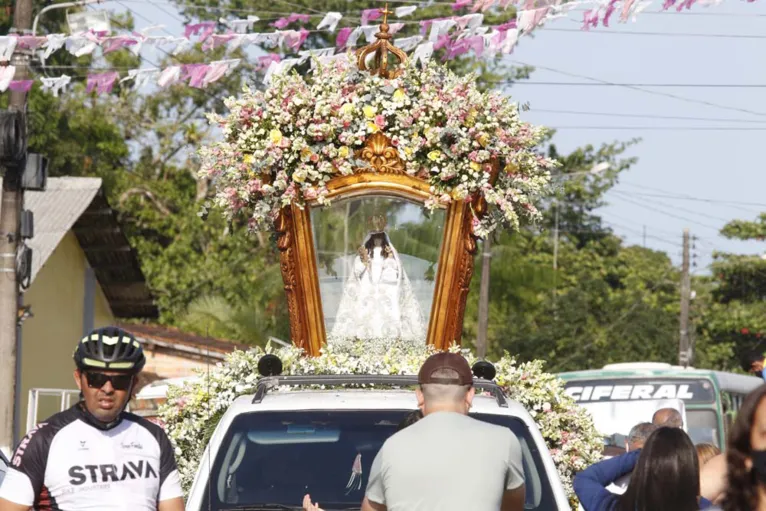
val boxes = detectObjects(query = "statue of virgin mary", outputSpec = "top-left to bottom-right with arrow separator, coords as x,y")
330,215 -> 426,344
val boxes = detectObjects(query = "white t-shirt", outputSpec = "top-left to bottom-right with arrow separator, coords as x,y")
366,411 -> 525,511
0,404 -> 183,510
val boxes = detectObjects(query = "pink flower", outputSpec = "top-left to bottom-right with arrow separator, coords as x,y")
374,114 -> 387,129
303,187 -> 318,200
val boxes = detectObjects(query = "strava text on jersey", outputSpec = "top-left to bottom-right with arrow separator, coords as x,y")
0,404 -> 183,510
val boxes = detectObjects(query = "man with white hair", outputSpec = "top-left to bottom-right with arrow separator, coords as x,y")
361,352 -> 526,511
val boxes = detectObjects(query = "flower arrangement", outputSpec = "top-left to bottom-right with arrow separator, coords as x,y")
160,341 -> 602,506
199,58 -> 555,237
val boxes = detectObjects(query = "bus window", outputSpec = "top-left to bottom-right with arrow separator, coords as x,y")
721,392 -> 734,439
687,409 -> 719,447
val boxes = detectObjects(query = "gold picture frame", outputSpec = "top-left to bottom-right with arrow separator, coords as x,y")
275,132 -> 498,356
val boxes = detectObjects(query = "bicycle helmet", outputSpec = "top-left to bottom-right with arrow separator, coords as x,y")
73,326 -> 146,373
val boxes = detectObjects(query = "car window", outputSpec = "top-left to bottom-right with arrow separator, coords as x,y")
200,410 -> 557,511
0,449 -> 7,487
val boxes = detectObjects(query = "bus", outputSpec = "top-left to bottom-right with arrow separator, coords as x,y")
558,362 -> 763,450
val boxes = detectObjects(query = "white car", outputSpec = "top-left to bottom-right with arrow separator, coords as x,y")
0,448 -> 8,487
185,363 -> 571,511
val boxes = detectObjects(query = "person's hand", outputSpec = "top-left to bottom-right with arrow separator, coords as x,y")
303,494 -> 324,511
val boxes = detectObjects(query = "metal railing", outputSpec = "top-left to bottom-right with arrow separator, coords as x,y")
26,388 -> 80,432
252,375 -> 508,408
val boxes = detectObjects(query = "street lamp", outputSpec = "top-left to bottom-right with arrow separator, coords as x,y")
32,0 -> 113,36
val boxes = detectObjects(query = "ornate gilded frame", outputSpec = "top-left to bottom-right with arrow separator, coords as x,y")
274,5 -> 498,355
275,131 -> 498,356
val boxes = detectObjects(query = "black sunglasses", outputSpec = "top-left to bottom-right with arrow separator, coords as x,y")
84,372 -> 134,391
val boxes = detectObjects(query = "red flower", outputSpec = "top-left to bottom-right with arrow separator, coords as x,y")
741,328 -> 750,335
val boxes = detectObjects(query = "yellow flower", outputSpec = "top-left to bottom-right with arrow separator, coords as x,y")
367,122 -> 380,133
424,127 -> 433,139
470,161 -> 481,171
404,147 -> 413,157
338,146 -> 350,158
340,103 -> 354,115
505,162 -> 518,174
269,129 -> 283,145
243,154 -> 255,165
293,169 -> 306,183
363,105 -> 377,119
300,147 -> 313,160
427,150 -> 441,162
466,109 -> 477,127
393,89 -> 406,102
478,133 -> 490,148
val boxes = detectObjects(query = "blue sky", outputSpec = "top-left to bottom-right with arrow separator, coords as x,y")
114,0 -> 766,271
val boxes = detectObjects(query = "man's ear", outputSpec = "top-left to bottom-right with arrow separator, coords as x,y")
465,386 -> 476,409
73,370 -> 83,391
416,387 -> 425,410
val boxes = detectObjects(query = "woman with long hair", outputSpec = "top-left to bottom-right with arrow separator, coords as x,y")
574,427 -> 713,511
722,384 -> 766,511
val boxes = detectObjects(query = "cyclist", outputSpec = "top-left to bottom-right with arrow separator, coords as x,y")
0,326 -> 184,511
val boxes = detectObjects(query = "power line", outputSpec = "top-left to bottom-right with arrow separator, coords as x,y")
513,82 -> 766,88
611,190 -> 732,223
617,190 -> 766,209
617,181 -> 766,211
546,26 -> 766,39
528,108 -> 766,124
609,193 -> 723,232
509,60 -> 766,118
548,126 -> 766,130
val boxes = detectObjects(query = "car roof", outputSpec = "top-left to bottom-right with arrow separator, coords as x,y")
224,388 -> 532,420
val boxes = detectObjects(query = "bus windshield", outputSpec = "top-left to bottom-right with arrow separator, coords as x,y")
563,377 -> 720,447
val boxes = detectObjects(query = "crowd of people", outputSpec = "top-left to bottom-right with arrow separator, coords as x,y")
574,385 -> 766,511
5,326 -> 766,511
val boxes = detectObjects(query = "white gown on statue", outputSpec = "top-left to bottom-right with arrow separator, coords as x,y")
330,232 -> 426,344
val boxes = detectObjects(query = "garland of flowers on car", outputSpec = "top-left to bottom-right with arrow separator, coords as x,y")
159,341 -> 602,506
199,58 -> 555,238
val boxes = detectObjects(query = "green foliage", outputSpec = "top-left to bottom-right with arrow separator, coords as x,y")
694,212 -> 766,370
462,140 -> 682,371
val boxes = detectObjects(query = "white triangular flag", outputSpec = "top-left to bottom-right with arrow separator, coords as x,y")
317,12 -> 342,32
395,6 -> 418,17
394,35 -> 424,52
40,74 -> 71,96
411,42 -> 434,65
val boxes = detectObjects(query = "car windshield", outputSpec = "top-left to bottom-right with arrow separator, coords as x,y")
201,410 -> 557,511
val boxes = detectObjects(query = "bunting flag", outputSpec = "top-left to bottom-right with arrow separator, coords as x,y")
4,0 -> 737,97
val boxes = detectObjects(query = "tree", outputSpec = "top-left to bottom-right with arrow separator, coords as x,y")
693,214 -> 766,371
462,139 -> 682,371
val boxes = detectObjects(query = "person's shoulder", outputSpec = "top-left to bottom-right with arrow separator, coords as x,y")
26,406 -> 81,440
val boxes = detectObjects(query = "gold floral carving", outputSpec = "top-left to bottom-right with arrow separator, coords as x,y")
276,124 -> 499,353
275,204 -> 325,356
356,132 -> 406,175
427,159 -> 500,350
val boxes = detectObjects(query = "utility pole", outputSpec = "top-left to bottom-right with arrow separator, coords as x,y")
476,236 -> 492,359
552,200 -> 559,272
0,0 -> 33,456
679,228 -> 691,367
643,225 -> 647,248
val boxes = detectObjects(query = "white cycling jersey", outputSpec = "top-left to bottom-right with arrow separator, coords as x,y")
0,404 -> 183,510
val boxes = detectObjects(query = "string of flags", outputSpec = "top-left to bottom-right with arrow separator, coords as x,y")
0,0 -> 742,95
